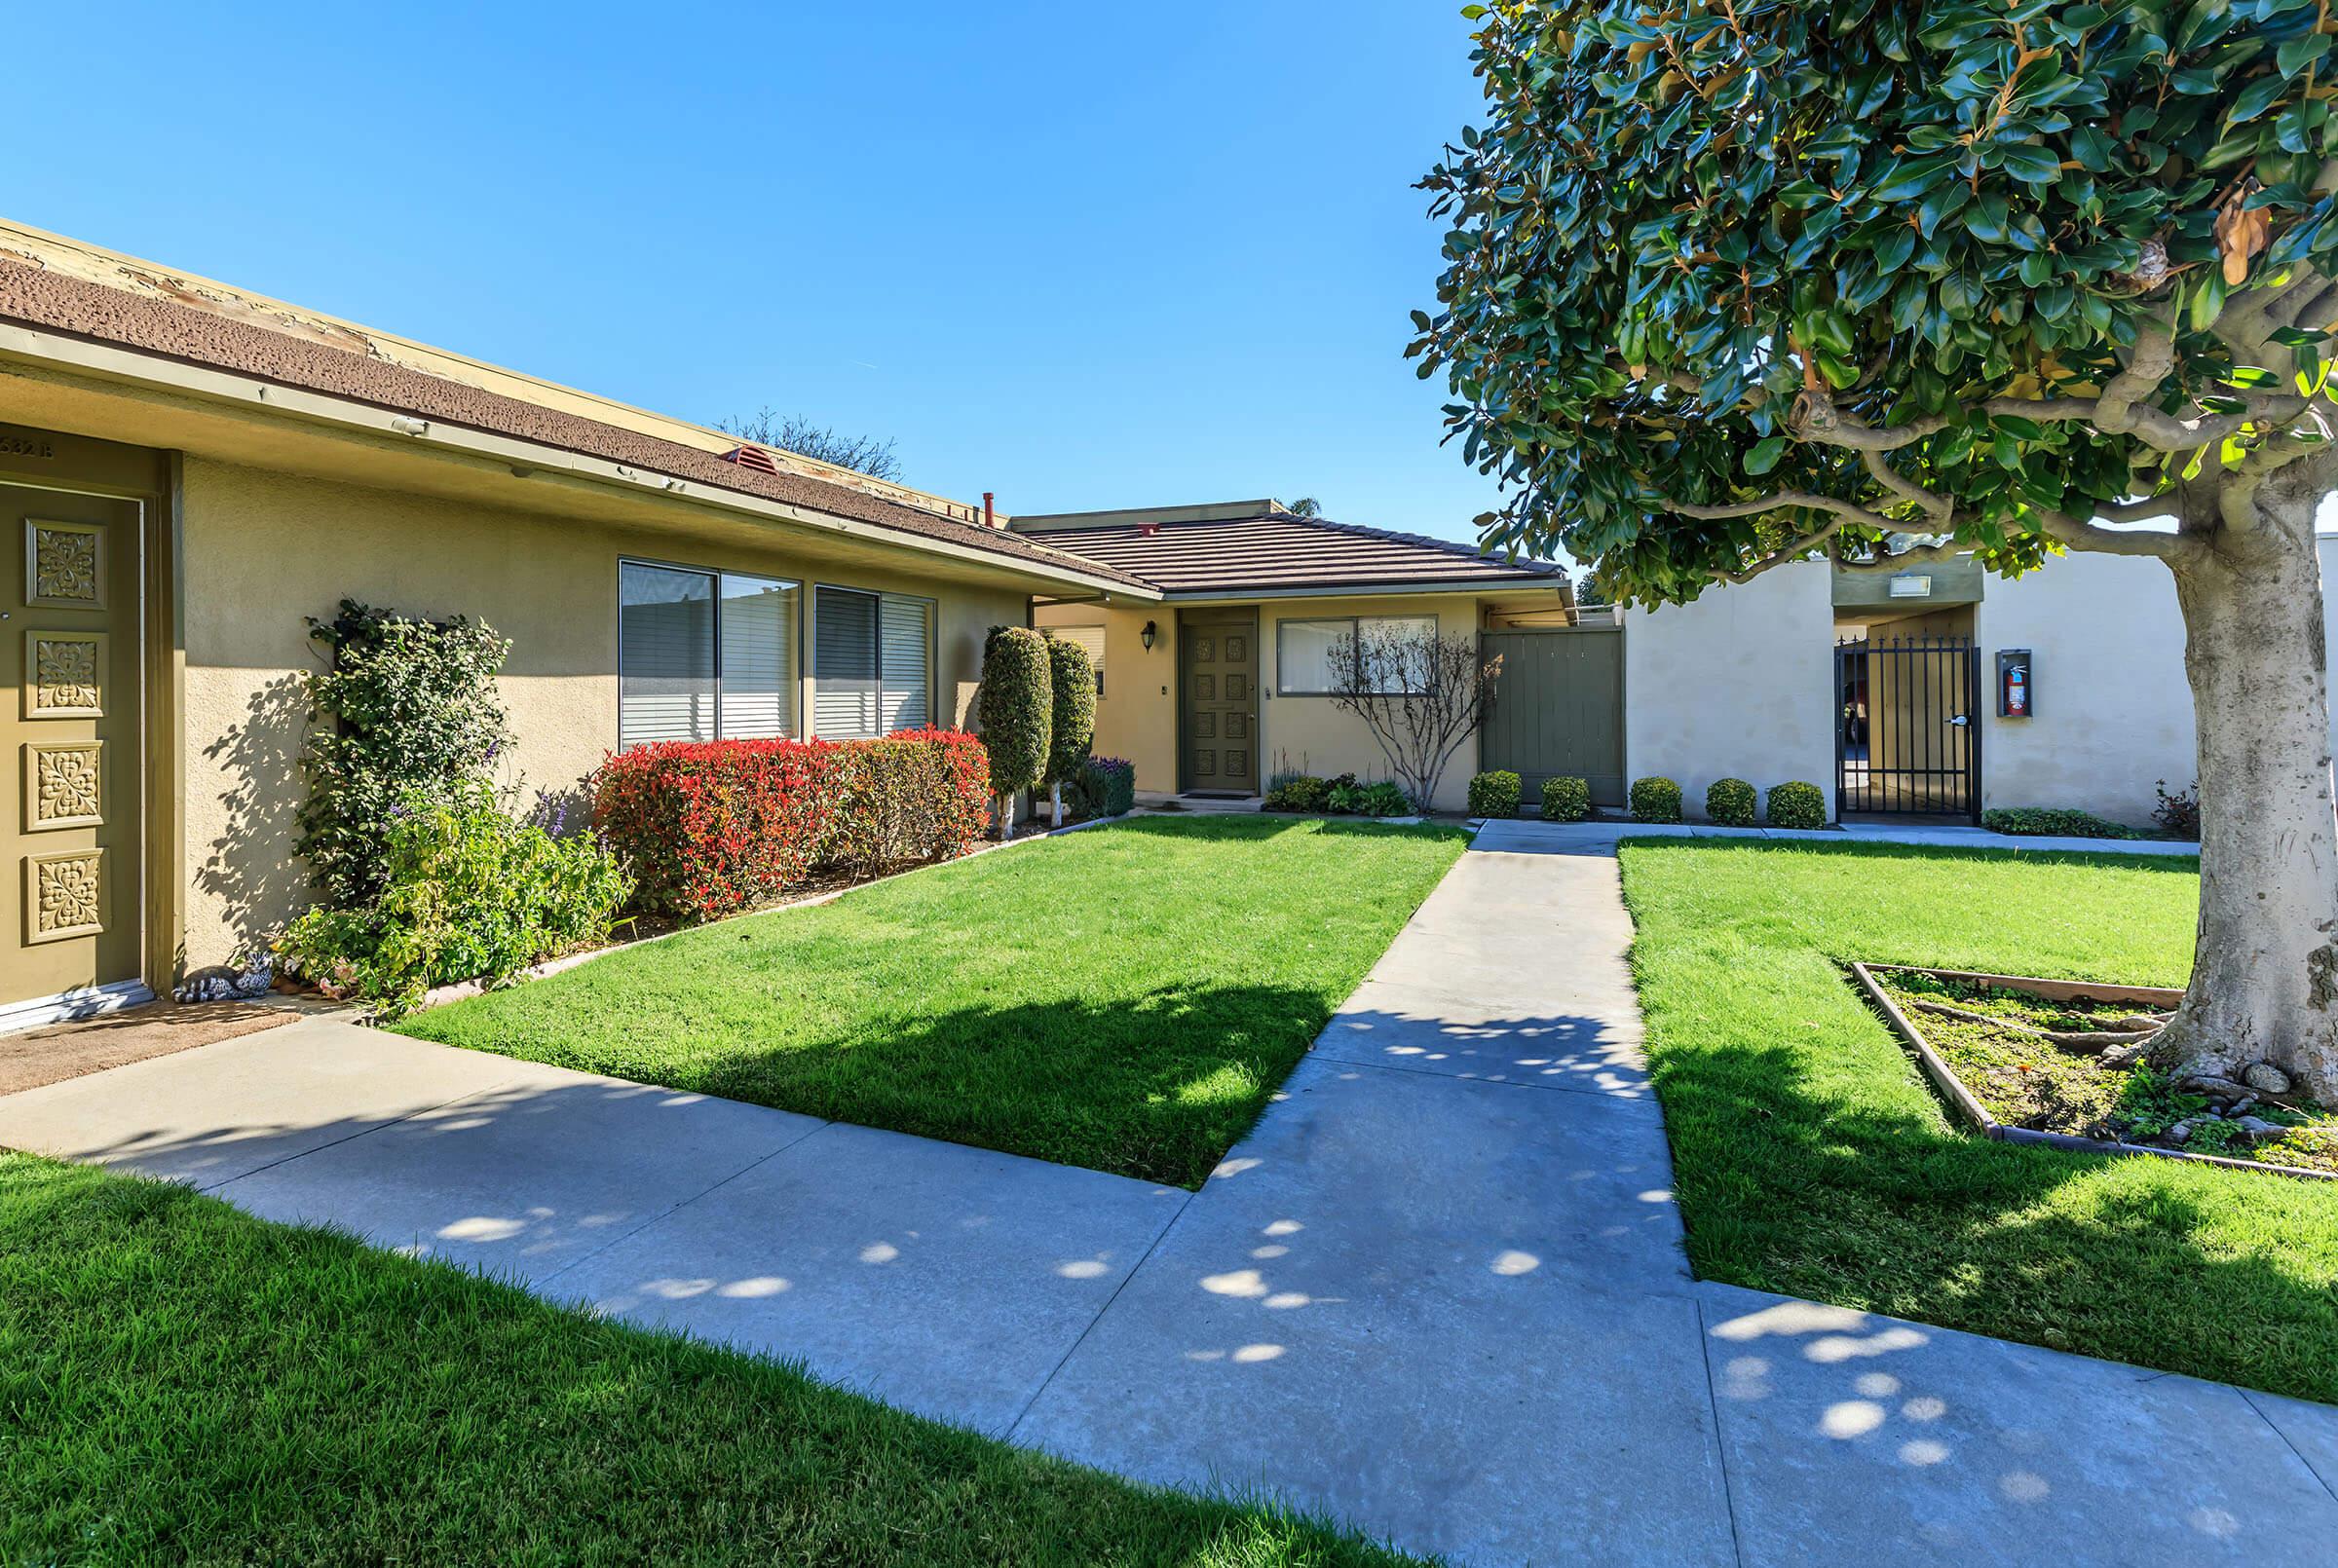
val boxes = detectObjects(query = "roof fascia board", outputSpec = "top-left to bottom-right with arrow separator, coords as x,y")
0,321 -> 1159,601
1161,579 -> 1565,604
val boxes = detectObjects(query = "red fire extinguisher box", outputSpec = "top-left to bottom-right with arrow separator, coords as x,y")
1997,649 -> 2034,718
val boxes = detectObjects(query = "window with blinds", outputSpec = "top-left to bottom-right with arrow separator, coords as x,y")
813,586 -> 931,739
1051,624 -> 1106,696
618,560 -> 799,748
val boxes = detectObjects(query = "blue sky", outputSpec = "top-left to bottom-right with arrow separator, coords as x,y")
7,1 -> 1503,541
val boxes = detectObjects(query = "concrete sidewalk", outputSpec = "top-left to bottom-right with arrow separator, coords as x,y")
0,818 -> 2326,1565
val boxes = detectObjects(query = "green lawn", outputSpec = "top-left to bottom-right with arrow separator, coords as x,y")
0,1152 -> 1420,1567
397,817 -> 1468,1188
1618,839 -> 2338,1404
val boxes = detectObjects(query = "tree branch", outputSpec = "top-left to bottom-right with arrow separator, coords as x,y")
1863,449 -> 1955,528
1833,539 -> 1975,574
1667,491 -> 1897,530
2033,508 -> 2201,561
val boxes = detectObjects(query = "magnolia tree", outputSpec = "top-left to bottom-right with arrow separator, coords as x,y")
1414,1 -> 2338,1100
1327,624 -> 1502,810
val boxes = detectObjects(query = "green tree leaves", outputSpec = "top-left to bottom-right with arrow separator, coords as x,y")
1411,0 -> 2337,606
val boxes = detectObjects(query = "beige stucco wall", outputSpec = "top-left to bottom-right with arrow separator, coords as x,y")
180,457 -> 1027,963
1622,561 -> 1839,816
1974,550 -> 2195,827
1036,592 -> 1501,812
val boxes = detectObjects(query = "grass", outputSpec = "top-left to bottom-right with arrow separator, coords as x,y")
0,1152 -> 1422,1567
1616,838 -> 2338,1404
396,817 -> 1468,1188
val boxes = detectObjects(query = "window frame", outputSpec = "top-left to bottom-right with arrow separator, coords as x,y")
616,554 -> 803,749
810,580 -> 936,740
1274,614 -> 1439,696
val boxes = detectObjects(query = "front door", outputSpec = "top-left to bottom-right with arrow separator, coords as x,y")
1180,611 -> 1259,794
1,483 -> 143,1010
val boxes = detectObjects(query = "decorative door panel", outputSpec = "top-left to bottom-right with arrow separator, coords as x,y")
3,487 -> 141,1008
1178,613 -> 1261,794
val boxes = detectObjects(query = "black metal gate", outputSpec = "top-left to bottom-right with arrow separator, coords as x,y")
1834,636 -> 1980,820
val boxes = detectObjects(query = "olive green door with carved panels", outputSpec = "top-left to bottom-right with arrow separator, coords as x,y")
1179,611 -> 1260,794
2,483 -> 142,1009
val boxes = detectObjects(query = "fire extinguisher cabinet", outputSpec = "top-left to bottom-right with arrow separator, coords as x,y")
1997,649 -> 2034,719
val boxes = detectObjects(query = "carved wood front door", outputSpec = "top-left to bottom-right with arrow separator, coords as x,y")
1179,612 -> 1259,794
1,483 -> 141,1010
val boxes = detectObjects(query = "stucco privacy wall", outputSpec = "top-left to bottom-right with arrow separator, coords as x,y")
1974,550 -> 2196,826
1036,593 -> 1490,811
1622,560 -> 1838,815
179,457 -> 1026,963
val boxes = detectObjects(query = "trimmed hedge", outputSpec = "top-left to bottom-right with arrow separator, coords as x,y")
977,627 -> 1051,799
1630,776 -> 1683,824
1263,775 -> 1334,813
1980,806 -> 2141,840
1540,776 -> 1590,822
1765,780 -> 1828,830
1705,777 -> 1756,827
1043,634 -> 1098,787
591,729 -> 990,921
1468,770 -> 1523,818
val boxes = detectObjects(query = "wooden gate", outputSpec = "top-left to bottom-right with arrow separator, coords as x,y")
1480,625 -> 1625,806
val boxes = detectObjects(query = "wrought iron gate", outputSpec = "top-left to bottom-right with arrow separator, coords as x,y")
1834,636 -> 1980,820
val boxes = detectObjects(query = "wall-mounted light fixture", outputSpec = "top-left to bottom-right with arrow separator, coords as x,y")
1141,619 -> 1158,652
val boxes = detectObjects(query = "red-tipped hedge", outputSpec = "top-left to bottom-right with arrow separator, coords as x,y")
590,729 -> 990,921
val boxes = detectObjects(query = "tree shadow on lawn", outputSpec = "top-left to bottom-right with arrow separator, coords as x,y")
1659,1031 -> 2338,1404
686,983 -> 1350,1191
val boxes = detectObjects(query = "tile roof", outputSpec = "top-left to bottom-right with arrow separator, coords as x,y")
0,258 -> 1151,590
1018,511 -> 1565,594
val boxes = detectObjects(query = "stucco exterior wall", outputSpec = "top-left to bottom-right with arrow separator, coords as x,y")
1973,550 -> 2195,827
1036,592 -> 1494,811
1032,601 -> 1178,790
179,457 -> 1026,962
1622,561 -> 1838,817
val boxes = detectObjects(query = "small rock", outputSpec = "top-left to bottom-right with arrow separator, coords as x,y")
2181,1076 -> 2254,1102
2167,1122 -> 2192,1144
2230,1095 -> 2259,1119
2242,1062 -> 2294,1096
2234,1116 -> 2283,1141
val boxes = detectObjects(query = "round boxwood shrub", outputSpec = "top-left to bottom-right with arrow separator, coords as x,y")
1766,781 -> 1829,830
1630,776 -> 1683,825
1467,769 -> 1523,819
977,627 -> 1051,833
1540,776 -> 1590,822
1705,777 -> 1756,827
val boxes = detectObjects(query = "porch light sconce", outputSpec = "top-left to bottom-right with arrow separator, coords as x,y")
1141,619 -> 1157,652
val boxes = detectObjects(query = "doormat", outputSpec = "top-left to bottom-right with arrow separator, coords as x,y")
0,1000 -> 294,1097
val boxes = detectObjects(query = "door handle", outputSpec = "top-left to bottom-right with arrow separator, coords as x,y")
1947,714 -> 1970,728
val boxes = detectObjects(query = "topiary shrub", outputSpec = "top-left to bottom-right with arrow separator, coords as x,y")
1630,776 -> 1683,824
1540,776 -> 1590,822
1765,781 -> 1829,830
278,777 -> 630,1017
296,600 -> 512,909
1468,770 -> 1523,819
1263,775 -> 1331,813
977,626 -> 1052,840
1705,777 -> 1757,827
1042,633 -> 1098,827
1981,806 -> 2140,840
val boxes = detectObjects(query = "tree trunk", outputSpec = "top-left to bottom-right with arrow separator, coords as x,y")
2152,474 -> 2338,1101
1050,781 -> 1064,830
998,792 -> 1014,842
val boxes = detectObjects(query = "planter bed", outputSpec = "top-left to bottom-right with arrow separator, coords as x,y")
1853,961 -> 2337,1179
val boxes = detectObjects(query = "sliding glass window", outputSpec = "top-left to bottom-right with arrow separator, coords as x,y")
617,560 -> 799,748
813,585 -> 932,739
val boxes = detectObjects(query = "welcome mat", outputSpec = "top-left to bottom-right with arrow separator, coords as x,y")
0,1000 -> 294,1097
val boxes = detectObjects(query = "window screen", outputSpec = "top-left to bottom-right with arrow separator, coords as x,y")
619,562 -> 716,745
719,574 -> 797,739
814,587 -> 881,738
879,594 -> 931,731
1275,618 -> 1349,695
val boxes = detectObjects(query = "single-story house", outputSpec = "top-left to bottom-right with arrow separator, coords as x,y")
0,219 -> 1568,1028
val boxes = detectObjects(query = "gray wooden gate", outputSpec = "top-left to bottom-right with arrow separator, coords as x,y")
1480,625 -> 1626,806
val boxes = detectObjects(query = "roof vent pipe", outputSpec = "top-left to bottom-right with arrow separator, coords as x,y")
984,492 -> 995,529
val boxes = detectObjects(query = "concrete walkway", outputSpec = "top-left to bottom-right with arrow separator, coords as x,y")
0,819 -> 2325,1565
